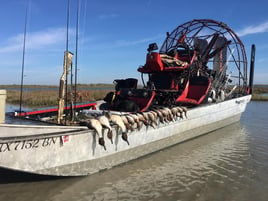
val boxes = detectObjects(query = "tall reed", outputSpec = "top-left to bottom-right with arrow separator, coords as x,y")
6,89 -> 112,108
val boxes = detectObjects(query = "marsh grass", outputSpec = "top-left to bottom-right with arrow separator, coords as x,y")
252,94 -> 268,101
7,90 -> 59,107
6,87 -> 113,108
251,85 -> 268,101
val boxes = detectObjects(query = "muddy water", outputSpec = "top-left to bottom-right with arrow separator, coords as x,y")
0,101 -> 267,201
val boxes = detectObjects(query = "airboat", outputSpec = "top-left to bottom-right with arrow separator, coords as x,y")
0,19 -> 254,176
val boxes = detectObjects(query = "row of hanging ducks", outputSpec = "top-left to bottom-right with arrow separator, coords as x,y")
80,106 -> 188,151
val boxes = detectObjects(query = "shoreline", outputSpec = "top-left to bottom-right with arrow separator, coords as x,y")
1,84 -> 268,108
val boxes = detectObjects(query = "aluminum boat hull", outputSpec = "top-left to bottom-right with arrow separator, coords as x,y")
0,95 -> 251,176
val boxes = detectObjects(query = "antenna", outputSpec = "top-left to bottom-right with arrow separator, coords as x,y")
57,0 -> 71,124
65,0 -> 70,124
19,0 -> 30,115
73,0 -> 80,120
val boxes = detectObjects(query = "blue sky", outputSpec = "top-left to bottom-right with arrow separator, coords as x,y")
0,0 -> 268,85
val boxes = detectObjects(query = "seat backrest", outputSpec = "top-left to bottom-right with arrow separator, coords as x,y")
114,78 -> 138,91
176,76 -> 211,105
187,76 -> 211,102
194,38 -> 208,56
145,52 -> 164,71
213,36 -> 227,74
177,49 -> 194,62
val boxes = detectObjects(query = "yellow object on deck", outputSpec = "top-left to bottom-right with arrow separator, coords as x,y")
0,90 -> 6,123
57,51 -> 73,124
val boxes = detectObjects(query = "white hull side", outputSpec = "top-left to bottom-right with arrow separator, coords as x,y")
0,95 -> 251,176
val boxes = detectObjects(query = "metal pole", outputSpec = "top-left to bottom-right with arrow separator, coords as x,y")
19,0 -> 30,115
74,0 -> 80,121
249,44 -> 256,94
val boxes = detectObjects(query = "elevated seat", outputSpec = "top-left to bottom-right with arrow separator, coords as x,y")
138,51 -> 196,73
160,54 -> 188,68
176,76 -> 211,105
138,52 -> 164,73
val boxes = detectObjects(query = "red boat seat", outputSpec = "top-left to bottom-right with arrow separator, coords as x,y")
138,53 -> 161,73
176,76 -> 211,105
138,50 -> 196,73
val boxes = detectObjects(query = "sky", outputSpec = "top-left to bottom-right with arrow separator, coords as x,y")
0,0 -> 268,85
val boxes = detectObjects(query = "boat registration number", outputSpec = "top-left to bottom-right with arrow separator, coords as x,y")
0,137 -> 58,153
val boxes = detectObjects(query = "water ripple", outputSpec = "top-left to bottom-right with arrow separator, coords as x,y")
1,102 -> 268,201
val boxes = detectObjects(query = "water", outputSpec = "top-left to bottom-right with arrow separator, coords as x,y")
0,101 -> 267,201
4,104 -> 39,125
260,93 -> 268,97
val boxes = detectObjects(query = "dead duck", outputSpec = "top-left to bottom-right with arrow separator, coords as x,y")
162,107 -> 173,122
136,113 -> 149,127
152,109 -> 164,124
84,118 -> 106,150
165,107 -> 174,122
108,114 -> 130,145
125,114 -> 136,127
120,115 -> 134,132
175,106 -> 184,119
127,113 -> 142,130
143,111 -> 157,128
171,107 -> 178,121
159,108 -> 171,122
181,106 -> 188,118
121,132 -> 130,145
98,114 -> 113,144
